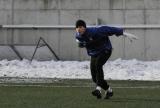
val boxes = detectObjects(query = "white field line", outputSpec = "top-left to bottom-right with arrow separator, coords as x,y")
0,84 -> 160,89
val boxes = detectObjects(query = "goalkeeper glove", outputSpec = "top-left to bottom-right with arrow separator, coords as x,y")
123,32 -> 138,42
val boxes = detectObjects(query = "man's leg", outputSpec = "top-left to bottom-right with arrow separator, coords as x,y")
95,50 -> 113,99
96,50 -> 111,90
90,57 -> 97,84
90,56 -> 102,99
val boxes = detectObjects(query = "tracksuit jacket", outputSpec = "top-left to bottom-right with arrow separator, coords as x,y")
75,26 -> 124,56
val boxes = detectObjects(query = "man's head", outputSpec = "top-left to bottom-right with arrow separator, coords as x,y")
75,19 -> 86,35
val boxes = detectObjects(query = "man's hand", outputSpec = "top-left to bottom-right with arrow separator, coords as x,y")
123,32 -> 138,42
76,39 -> 86,48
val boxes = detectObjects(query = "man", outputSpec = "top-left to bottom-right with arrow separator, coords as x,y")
75,19 -> 138,99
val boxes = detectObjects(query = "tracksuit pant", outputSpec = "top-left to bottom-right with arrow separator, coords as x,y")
90,50 -> 112,90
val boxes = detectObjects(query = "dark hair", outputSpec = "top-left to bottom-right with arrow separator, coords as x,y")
75,19 -> 86,28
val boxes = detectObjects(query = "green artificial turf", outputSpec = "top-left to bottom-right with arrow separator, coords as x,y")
0,80 -> 160,108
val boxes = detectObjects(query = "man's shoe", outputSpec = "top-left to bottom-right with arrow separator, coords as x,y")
104,91 -> 113,99
92,90 -> 102,99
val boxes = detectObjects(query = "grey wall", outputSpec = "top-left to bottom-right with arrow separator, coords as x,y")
0,0 -> 160,61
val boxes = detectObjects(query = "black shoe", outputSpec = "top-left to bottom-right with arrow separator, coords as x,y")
104,91 -> 113,99
92,90 -> 102,99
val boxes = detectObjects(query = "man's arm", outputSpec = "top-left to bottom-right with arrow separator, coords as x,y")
97,26 -> 138,41
97,26 -> 124,36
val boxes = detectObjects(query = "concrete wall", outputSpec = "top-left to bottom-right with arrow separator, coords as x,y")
0,0 -> 160,61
